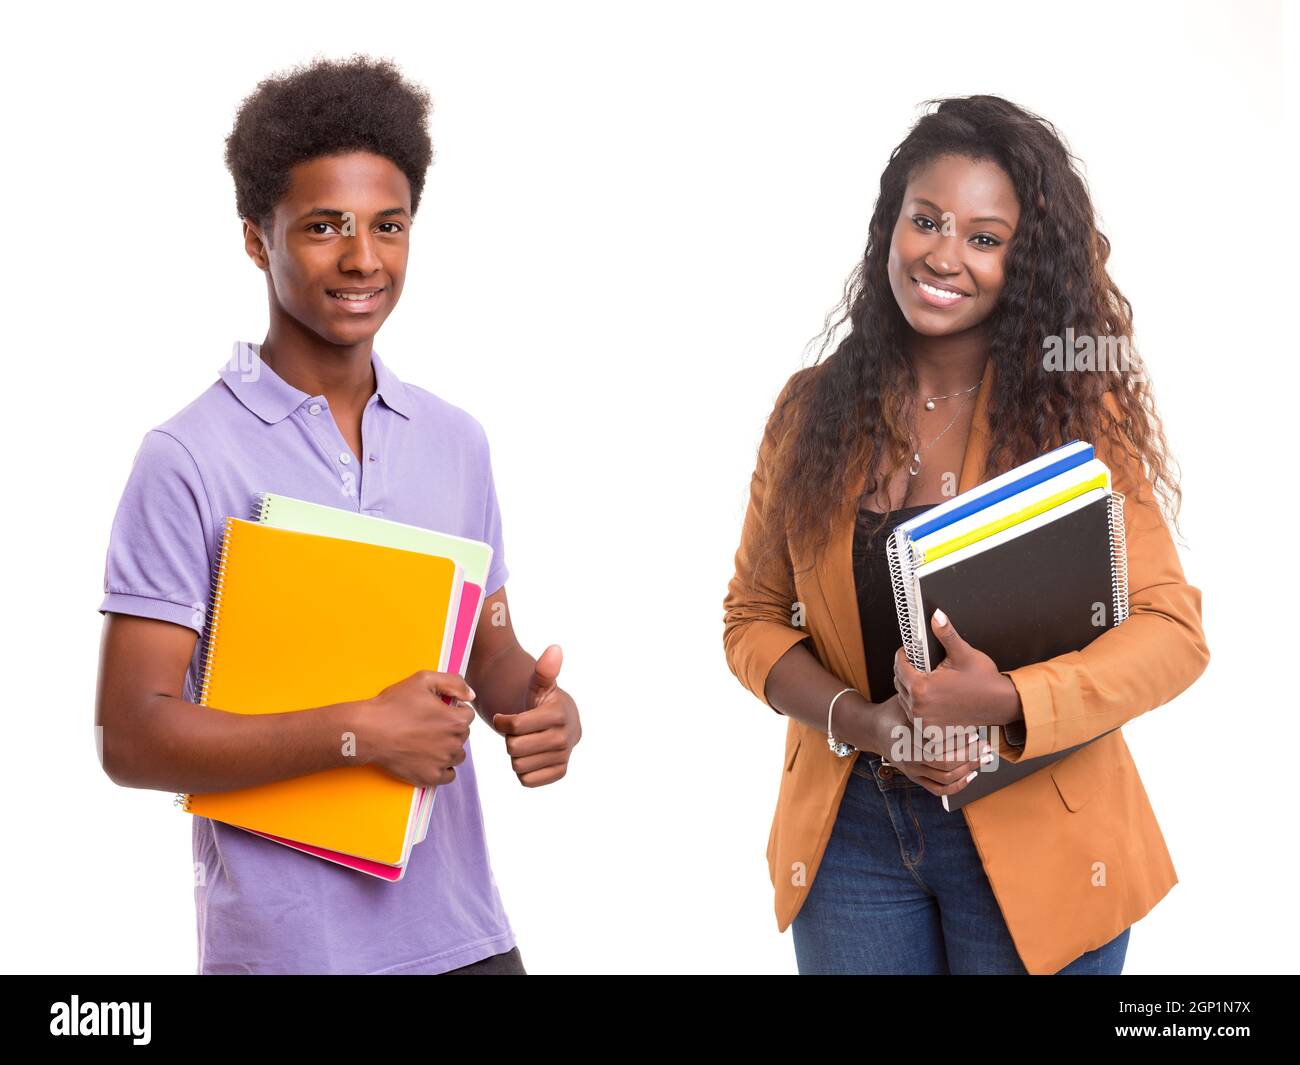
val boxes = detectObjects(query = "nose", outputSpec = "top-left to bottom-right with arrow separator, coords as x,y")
925,251 -> 960,275
339,226 -> 383,276
924,229 -> 964,276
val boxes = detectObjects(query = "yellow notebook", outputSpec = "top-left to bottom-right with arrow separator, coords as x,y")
181,518 -> 462,866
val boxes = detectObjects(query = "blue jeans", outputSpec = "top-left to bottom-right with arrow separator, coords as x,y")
791,752 -> 1131,974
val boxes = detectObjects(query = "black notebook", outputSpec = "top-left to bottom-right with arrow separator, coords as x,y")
886,482 -> 1128,811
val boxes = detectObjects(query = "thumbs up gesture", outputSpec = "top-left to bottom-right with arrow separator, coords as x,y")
892,608 -> 1023,733
491,645 -> 582,788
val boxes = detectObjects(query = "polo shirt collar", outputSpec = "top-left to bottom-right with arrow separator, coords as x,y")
371,348 -> 413,419
220,341 -> 413,424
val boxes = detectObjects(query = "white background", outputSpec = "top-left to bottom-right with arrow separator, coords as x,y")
2,0 -> 1292,974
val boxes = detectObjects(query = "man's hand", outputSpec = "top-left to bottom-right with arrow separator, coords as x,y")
893,608 -> 1023,733
491,644 -> 581,787
363,670 -> 477,788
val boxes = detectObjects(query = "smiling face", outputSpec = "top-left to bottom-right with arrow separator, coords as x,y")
244,150 -> 412,346
887,154 -> 1020,337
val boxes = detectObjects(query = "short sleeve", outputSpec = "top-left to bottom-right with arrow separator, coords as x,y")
99,429 -> 215,635
479,428 -> 509,598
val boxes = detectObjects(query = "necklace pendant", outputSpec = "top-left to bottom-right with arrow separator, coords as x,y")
909,452 -> 921,476
924,399 -> 935,410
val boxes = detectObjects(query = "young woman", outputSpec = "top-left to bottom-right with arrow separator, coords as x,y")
722,95 -> 1209,975
95,56 -> 581,975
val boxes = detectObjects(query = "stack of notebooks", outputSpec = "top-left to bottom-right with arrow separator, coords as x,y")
885,440 -> 1129,811
178,492 -> 494,881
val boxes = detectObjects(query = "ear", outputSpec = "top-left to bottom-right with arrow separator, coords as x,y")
243,218 -> 271,270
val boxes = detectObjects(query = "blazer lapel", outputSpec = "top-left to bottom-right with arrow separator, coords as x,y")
809,362 -> 997,702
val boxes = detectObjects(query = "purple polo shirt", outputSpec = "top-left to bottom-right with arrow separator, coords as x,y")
99,340 -> 515,974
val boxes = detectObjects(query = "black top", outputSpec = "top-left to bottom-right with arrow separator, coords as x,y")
852,502 -> 932,702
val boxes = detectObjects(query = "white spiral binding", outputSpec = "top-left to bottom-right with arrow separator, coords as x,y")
178,516 -> 237,813
1107,490 -> 1130,626
886,529 -> 927,672
251,489 -> 272,523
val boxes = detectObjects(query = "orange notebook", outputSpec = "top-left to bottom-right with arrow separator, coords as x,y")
181,518 -> 463,866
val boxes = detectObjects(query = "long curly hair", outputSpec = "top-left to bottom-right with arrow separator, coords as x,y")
758,94 -> 1182,581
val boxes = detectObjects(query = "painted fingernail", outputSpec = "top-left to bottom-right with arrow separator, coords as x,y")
965,770 -> 978,782
934,608 -> 949,627
981,752 -> 995,765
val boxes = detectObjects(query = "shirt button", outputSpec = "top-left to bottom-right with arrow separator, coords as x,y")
308,403 -> 322,415
339,452 -> 352,465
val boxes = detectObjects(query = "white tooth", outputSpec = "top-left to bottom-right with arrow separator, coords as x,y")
921,281 -> 961,298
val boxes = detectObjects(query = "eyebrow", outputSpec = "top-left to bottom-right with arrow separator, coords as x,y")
299,207 -> 410,221
912,198 -> 1011,229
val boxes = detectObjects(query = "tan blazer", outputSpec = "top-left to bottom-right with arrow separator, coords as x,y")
722,362 -> 1210,974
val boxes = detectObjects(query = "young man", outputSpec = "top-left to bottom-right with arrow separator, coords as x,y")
95,56 -> 581,975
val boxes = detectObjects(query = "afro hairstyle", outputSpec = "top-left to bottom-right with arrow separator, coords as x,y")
224,53 -> 434,241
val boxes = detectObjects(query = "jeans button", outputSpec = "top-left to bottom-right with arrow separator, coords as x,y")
879,765 -> 896,778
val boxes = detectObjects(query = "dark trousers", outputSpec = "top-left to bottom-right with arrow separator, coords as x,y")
444,945 -> 526,975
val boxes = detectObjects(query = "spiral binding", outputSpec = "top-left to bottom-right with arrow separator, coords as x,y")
197,517 -> 236,708
886,529 -> 927,672
251,489 -> 272,523
176,515 -> 238,814
1107,491 -> 1130,626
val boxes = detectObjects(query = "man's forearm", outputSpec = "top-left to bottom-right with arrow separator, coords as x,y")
467,642 -> 536,725
104,696 -> 362,794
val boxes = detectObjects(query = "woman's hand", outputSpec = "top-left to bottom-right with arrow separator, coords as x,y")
892,608 -> 1023,733
871,693 -> 990,798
